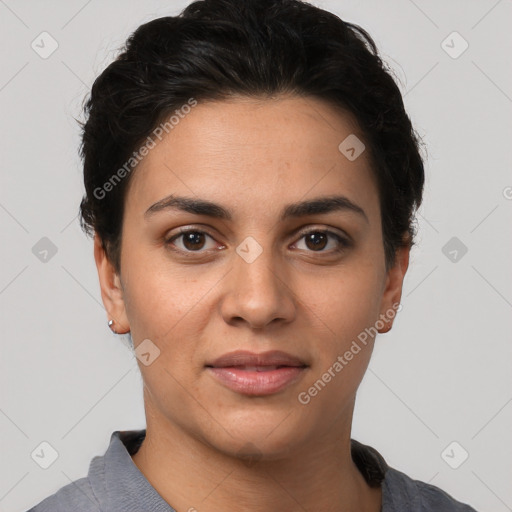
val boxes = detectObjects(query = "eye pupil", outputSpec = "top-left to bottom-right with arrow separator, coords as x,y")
169,229 -> 345,255
183,232 -> 205,250
305,232 -> 327,251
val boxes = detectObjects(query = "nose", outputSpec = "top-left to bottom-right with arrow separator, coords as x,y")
220,241 -> 296,330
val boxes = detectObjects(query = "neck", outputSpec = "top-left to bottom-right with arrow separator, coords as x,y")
131,400 -> 381,512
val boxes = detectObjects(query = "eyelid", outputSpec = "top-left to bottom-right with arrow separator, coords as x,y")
291,226 -> 351,251
165,224 -> 351,254
165,226 -> 223,249
292,224 -> 351,244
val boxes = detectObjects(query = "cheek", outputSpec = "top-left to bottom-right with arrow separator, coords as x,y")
301,262 -> 383,337
297,271 -> 381,412
295,261 -> 383,400
126,283 -> 210,351
121,240 -> 216,341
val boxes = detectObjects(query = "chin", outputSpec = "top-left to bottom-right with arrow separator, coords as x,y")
197,408 -> 312,461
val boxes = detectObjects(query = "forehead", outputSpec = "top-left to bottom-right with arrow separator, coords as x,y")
126,95 -> 380,223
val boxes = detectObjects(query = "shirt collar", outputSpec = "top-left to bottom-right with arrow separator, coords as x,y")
88,429 -> 388,511
89,429 -> 176,512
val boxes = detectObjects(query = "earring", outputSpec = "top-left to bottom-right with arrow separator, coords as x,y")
108,319 -> 118,334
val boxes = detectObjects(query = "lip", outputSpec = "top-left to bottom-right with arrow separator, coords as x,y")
206,349 -> 308,368
205,350 -> 309,396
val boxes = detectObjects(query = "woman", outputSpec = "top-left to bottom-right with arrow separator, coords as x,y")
27,0 -> 478,510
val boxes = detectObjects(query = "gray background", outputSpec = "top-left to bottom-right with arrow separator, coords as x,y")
1,1 -> 511,511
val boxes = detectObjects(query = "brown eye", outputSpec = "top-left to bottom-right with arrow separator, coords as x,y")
165,229 -> 218,252
182,231 -> 206,250
294,229 -> 350,253
304,232 -> 328,251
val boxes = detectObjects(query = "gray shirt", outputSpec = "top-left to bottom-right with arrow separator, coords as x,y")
26,430 -> 478,512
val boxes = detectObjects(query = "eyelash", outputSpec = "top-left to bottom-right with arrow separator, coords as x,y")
164,227 -> 351,255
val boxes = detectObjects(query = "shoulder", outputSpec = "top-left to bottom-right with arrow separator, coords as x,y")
24,476 -> 100,512
24,430 -> 145,512
350,439 -> 478,512
383,466 -> 479,512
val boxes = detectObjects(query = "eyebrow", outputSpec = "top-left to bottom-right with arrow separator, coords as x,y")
144,194 -> 368,224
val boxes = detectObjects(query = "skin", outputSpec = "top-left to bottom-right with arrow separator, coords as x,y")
94,95 -> 409,512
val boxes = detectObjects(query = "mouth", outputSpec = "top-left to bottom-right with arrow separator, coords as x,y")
216,365 -> 297,371
205,350 -> 309,396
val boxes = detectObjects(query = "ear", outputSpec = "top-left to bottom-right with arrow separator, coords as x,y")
377,245 -> 410,333
94,234 -> 130,334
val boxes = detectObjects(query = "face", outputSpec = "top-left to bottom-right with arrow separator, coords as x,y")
95,95 -> 408,460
